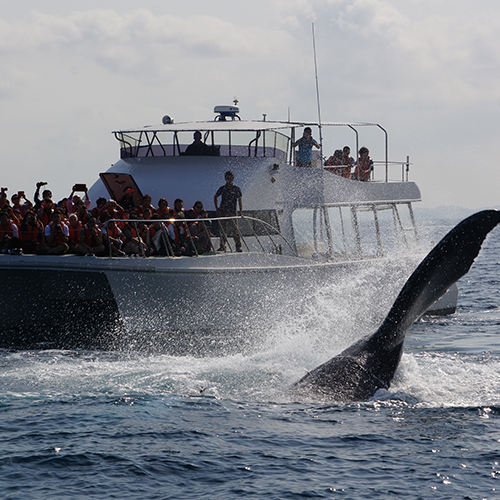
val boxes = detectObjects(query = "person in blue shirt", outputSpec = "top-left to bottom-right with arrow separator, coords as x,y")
292,127 -> 320,167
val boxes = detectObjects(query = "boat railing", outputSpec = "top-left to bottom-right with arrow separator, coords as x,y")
104,216 -> 297,258
371,157 -> 412,182
324,157 -> 412,182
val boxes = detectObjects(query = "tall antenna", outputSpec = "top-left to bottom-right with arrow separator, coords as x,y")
312,23 -> 323,160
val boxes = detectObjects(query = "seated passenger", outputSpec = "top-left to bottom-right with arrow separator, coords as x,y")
57,198 -> 69,219
38,199 -> 55,227
91,197 -> 107,219
67,213 -> 82,253
11,192 -> 33,218
137,194 -> 155,217
187,203 -> 212,254
141,207 -> 153,220
352,147 -> 374,181
183,131 -> 211,156
67,185 -> 91,214
121,215 -> 147,255
100,216 -> 126,256
18,210 -> 44,254
74,216 -> 105,256
33,182 -> 51,210
99,199 -> 124,221
0,189 -> 9,212
0,210 -> 21,251
170,198 -> 184,218
39,210 -> 70,255
167,213 -> 194,256
119,188 -> 135,211
156,198 -> 171,219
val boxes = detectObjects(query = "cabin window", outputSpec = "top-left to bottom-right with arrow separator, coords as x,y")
115,130 -> 289,160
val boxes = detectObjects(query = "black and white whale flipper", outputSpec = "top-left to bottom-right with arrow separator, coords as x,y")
294,210 -> 500,402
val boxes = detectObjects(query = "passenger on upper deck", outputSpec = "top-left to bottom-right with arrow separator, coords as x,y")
324,149 -> 342,167
324,149 -> 344,176
292,127 -> 320,168
183,131 -> 211,156
353,147 -> 373,181
341,146 -> 355,178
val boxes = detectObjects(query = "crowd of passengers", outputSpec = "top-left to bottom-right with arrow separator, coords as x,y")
0,183 -> 212,257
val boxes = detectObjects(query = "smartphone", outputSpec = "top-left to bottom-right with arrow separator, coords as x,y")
73,184 -> 87,191
18,191 -> 25,197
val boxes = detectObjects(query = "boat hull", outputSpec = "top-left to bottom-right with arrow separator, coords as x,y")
0,253 -> 455,353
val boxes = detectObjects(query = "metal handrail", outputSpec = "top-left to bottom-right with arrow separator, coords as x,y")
103,215 -> 296,258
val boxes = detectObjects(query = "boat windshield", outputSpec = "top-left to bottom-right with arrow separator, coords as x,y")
114,128 -> 290,160
292,202 -> 418,260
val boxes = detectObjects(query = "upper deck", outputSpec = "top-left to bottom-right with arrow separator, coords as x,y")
88,106 -> 421,215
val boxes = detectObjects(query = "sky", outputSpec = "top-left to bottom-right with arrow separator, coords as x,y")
1,0 -> 499,209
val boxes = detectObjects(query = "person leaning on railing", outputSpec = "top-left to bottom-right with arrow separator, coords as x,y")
352,147 -> 374,181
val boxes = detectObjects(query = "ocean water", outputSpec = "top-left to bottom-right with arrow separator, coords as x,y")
1,218 -> 499,499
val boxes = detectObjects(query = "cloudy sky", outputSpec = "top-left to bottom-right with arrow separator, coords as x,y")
1,0 -> 499,208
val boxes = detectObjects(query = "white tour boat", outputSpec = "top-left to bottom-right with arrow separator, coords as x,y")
0,105 -> 457,352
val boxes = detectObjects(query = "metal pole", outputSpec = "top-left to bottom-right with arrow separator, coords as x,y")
312,23 -> 323,162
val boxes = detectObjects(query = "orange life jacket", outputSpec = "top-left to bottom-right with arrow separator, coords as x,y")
19,224 -> 43,243
47,222 -> 67,247
68,222 -> 82,245
83,225 -> 101,247
0,221 -> 18,239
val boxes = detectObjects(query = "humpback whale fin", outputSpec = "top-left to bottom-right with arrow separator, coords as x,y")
294,210 -> 500,402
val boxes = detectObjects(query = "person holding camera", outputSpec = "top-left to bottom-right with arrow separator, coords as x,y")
34,181 -> 52,210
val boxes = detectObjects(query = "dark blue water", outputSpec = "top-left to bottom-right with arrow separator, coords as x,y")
1,219 -> 499,499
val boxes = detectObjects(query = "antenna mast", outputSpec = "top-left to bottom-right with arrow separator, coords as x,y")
312,23 -> 323,161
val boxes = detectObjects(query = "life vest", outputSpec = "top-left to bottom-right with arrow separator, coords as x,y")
39,210 -> 53,228
0,221 -> 18,239
121,223 -> 138,243
82,225 -> 101,247
103,224 -> 121,240
47,222 -> 67,247
168,223 -> 186,245
156,207 -> 171,219
19,224 -> 43,243
137,205 -> 155,217
68,222 -> 82,245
